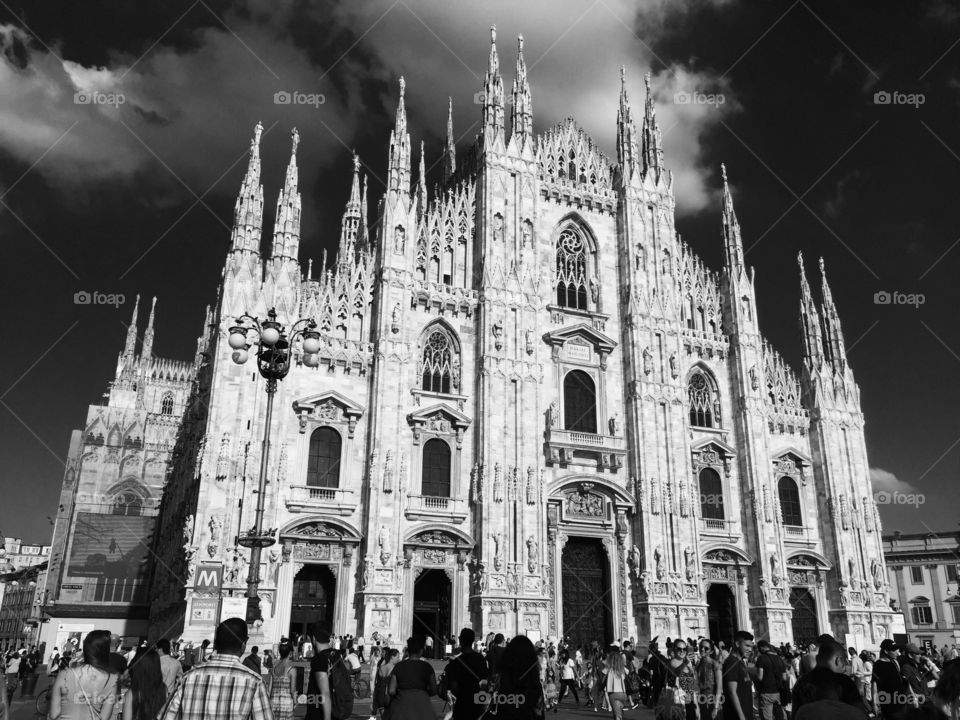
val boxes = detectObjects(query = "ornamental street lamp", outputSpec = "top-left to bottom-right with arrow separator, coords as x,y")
228,307 -> 321,624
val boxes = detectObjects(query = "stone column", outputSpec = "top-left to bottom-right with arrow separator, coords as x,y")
274,561 -> 295,642
926,564 -> 943,624
815,575 -> 830,636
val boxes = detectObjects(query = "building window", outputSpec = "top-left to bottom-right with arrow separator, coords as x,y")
947,564 -> 958,583
911,604 -> 933,625
422,439 -> 451,497
420,326 -> 456,394
911,566 -> 924,584
698,468 -> 724,520
555,227 -> 588,310
160,393 -> 174,415
778,477 -> 803,527
307,427 -> 341,488
112,492 -> 143,516
563,370 -> 597,434
688,371 -> 720,428
951,605 -> 960,624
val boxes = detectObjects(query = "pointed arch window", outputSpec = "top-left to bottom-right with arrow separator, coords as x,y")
112,491 -> 143,516
160,393 -> 174,415
422,439 -> 451,497
555,227 -> 588,310
778,476 -> 803,527
699,468 -> 724,520
563,370 -> 597,433
688,370 -> 720,428
421,326 -> 459,394
307,427 -> 342,488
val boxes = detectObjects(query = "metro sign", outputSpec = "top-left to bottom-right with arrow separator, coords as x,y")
195,565 -> 222,594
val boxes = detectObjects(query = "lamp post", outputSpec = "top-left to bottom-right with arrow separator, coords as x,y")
228,307 -> 321,624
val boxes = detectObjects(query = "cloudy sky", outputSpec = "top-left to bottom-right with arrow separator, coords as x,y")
1,0 -> 959,541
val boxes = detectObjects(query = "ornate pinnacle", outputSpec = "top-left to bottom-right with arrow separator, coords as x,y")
291,127 -> 299,156
721,162 -> 728,183
491,24 -> 496,43
399,75 -> 405,98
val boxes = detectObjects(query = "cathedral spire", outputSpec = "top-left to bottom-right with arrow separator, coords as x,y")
641,72 -> 665,179
819,257 -> 848,372
141,296 -> 157,362
721,164 -> 745,272
230,121 -> 265,254
360,172 -> 369,251
415,140 -> 428,215
123,294 -> 140,360
482,26 -> 505,144
339,153 -> 363,263
387,77 -> 411,196
617,66 -> 640,180
272,127 -> 301,260
443,97 -> 456,184
510,34 -> 533,147
798,251 -> 826,370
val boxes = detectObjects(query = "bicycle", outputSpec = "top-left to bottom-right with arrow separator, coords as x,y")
36,687 -> 51,716
351,672 -> 370,699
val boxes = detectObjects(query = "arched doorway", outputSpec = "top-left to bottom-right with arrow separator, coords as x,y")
561,537 -> 612,650
412,569 -> 451,658
707,584 -> 737,645
289,564 -> 336,639
790,587 -> 819,648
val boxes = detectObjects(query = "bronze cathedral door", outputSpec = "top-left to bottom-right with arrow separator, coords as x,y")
561,537 -> 613,649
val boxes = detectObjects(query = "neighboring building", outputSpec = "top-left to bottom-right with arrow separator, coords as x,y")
39,296 -> 204,652
0,538 -> 50,648
0,561 -> 48,653
50,29 -> 896,650
884,531 -> 960,649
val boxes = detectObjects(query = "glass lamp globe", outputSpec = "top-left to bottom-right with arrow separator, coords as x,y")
260,325 -> 281,346
232,349 -> 249,365
228,328 -> 248,349
303,352 -> 320,368
302,331 -> 321,354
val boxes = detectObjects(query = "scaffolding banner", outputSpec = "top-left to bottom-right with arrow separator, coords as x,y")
68,512 -> 155,579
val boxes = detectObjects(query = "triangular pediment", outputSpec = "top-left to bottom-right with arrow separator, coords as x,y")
691,438 -> 736,457
773,447 -> 812,467
542,323 -> 617,354
293,390 -> 364,418
407,403 -> 471,430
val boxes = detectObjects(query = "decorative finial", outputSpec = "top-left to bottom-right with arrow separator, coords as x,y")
518,34 -> 523,50
353,152 -> 360,173
644,71 -> 652,90
818,256 -> 826,274
721,163 -> 727,183
253,121 -> 263,145
491,25 -> 496,43
291,127 -> 299,155
797,250 -> 805,267
399,76 -> 405,97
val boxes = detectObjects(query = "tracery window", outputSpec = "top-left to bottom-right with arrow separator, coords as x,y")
160,393 -> 174,415
112,492 -> 143,516
778,476 -> 803,526
421,326 -> 456,394
555,227 -> 588,310
699,468 -> 725,520
422,439 -> 451,497
307,427 -> 341,488
688,370 -> 720,428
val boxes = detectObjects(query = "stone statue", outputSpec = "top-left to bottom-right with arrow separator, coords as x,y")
183,514 -> 194,548
526,536 -> 539,574
684,546 -> 695,581
639,570 -> 652,598
378,525 -> 393,565
654,546 -> 665,580
608,414 -> 620,436
525,467 -> 536,505
629,545 -> 642,577
206,514 -> 223,558
590,276 -> 600,304
493,214 -> 504,241
394,226 -> 406,254
391,304 -> 401,334
749,365 -> 759,390
521,221 -> 532,247
493,463 -> 504,502
770,555 -> 781,586
492,532 -> 504,571
525,329 -> 534,355
362,557 -> 372,590
848,559 -> 860,591
759,577 -> 769,605
383,451 -> 394,493
642,347 -> 653,376
506,569 -> 518,594
871,558 -> 885,590
546,401 -> 557,429
669,353 -> 678,379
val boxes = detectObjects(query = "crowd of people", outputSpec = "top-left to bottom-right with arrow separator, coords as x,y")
5,624 -> 960,720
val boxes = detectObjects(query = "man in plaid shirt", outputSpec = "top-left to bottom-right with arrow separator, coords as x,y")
161,617 -> 274,720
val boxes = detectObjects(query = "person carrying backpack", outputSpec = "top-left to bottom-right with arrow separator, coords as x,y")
756,640 -> 788,720
304,623 -> 354,720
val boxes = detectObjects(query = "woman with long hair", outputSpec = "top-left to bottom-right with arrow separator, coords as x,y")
387,637 -> 435,720
269,643 -> 297,720
48,630 -> 120,720
372,647 -> 400,719
496,635 -> 545,720
122,648 -> 166,720
604,649 -> 630,720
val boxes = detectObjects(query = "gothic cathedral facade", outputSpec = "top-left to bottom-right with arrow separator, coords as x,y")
46,28 -> 897,649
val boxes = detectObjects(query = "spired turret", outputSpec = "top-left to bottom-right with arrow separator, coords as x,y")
640,72 -> 665,183
443,97 -> 456,184
617,67 -> 640,183
481,26 -> 506,148
387,78 -> 411,198
338,153 -> 364,266
230,122 -> 265,255
509,34 -> 533,151
271,128 -> 302,261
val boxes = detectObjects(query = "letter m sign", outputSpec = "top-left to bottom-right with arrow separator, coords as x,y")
195,565 -> 222,594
